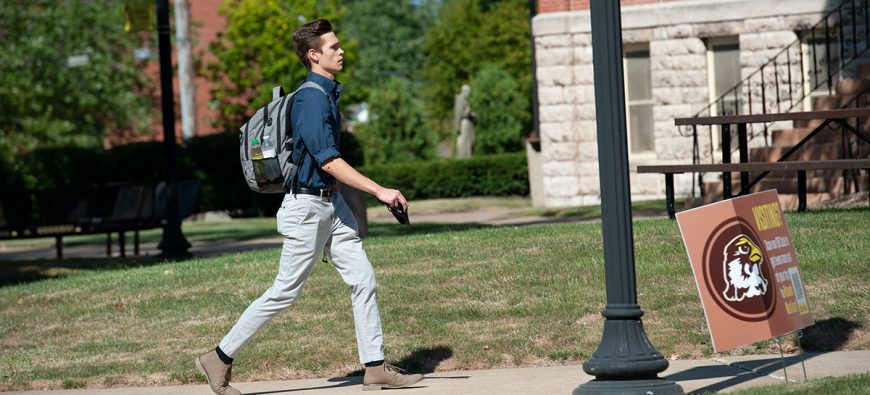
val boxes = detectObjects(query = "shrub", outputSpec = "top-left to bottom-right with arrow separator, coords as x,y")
469,64 -> 529,155
355,77 -> 437,165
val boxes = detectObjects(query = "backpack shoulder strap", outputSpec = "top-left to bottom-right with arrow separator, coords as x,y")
272,86 -> 285,101
292,81 -> 327,96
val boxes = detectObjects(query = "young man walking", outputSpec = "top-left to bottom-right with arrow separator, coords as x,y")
195,19 -> 423,394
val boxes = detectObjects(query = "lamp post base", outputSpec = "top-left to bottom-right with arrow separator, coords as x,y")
575,307 -> 684,394
574,378 -> 684,395
157,223 -> 191,260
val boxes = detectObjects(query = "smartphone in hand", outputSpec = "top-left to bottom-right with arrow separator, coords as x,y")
387,205 -> 410,225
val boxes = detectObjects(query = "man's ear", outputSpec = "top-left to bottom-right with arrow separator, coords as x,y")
307,48 -> 319,65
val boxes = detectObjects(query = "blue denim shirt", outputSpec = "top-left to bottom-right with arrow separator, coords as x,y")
290,72 -> 343,189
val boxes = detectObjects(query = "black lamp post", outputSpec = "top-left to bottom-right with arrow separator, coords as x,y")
529,0 -> 541,147
155,0 -> 191,258
573,1 -> 683,393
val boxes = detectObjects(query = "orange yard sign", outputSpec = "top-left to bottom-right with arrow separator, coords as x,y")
676,190 -> 814,352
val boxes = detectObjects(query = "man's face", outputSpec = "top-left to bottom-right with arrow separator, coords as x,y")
313,32 -> 344,75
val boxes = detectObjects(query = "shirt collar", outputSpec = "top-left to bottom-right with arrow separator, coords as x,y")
307,71 -> 342,99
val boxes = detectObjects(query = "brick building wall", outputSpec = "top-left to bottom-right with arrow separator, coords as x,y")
111,0 -> 224,146
188,0 -> 225,136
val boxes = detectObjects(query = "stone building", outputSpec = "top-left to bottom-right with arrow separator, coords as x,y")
528,0 -> 851,207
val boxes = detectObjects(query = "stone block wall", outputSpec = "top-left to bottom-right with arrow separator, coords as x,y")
530,0 -> 835,207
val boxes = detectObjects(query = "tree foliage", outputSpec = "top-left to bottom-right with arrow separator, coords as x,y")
355,78 -> 436,164
203,0 -> 357,131
469,64 -> 529,154
0,0 -> 152,159
421,0 -> 531,131
342,0 -> 438,98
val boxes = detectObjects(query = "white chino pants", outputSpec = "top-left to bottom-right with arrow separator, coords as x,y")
219,192 -> 385,363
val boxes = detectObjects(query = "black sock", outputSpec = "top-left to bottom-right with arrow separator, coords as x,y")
215,346 -> 234,365
364,360 -> 385,368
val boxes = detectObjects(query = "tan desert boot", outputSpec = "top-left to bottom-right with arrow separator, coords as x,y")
195,350 -> 242,395
363,363 -> 424,391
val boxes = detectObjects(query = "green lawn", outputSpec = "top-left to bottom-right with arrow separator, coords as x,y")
727,372 -> 870,394
0,208 -> 867,390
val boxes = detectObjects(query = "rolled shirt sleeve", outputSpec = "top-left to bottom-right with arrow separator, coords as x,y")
292,89 -> 341,167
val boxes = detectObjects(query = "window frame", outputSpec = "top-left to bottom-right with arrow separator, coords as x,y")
623,44 -> 656,156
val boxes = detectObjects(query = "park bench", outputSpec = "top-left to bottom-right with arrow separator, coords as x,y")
638,159 -> 870,218
638,108 -> 870,218
0,180 -> 200,259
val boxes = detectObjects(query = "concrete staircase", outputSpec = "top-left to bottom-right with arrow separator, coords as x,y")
699,64 -> 870,210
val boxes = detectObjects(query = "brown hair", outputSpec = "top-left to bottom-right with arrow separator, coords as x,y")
292,19 -> 333,70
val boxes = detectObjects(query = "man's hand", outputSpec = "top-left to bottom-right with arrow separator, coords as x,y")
376,187 -> 408,212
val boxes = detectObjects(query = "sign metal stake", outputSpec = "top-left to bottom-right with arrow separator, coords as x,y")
774,336 -> 789,383
797,330 -> 808,382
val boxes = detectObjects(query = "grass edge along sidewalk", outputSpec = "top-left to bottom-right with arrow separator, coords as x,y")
728,372 -> 870,394
0,208 -> 868,391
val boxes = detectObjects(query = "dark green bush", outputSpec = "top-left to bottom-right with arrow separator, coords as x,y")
469,64 -> 530,154
355,77 -> 437,164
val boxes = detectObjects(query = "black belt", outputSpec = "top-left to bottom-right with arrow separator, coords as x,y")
293,186 -> 335,198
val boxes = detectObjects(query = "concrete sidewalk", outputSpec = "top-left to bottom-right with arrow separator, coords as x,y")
7,350 -> 869,394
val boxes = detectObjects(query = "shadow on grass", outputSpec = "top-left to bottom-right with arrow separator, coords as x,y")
0,223 -> 489,288
800,317 -> 863,351
0,256 -> 166,288
55,225 -> 280,248
367,222 -> 491,238
517,199 -> 676,219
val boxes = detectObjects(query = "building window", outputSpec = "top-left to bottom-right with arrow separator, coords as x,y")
707,39 -> 741,116
625,47 -> 655,154
706,38 -> 742,152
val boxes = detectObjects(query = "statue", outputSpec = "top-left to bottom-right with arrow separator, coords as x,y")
453,84 -> 474,159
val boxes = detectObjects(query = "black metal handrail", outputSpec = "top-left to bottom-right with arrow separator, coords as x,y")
740,86 -> 870,193
681,0 -> 870,197
686,0 -> 868,126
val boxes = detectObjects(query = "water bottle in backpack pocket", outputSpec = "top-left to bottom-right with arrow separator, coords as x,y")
260,135 -> 283,182
249,137 -> 269,185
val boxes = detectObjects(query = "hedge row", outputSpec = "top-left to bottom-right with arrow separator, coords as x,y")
1,133 -> 528,216
359,152 -> 529,202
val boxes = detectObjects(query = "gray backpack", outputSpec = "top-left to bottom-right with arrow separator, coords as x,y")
239,82 -> 325,193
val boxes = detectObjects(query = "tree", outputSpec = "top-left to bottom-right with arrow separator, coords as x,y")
0,0 -> 153,159
469,64 -> 529,154
342,0 -> 438,98
421,0 -> 530,135
203,0 -> 356,132
355,77 -> 436,164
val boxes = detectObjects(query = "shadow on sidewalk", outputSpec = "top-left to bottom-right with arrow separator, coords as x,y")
343,345 -> 456,376
243,346 -> 457,395
245,379 -> 361,395
667,317 -> 862,394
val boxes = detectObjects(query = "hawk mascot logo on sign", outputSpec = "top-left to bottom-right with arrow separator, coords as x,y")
722,235 -> 768,302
